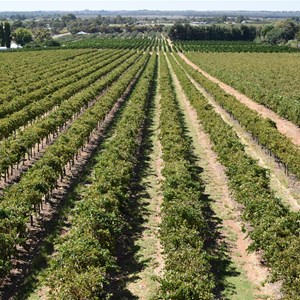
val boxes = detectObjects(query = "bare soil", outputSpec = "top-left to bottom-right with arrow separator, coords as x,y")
179,53 -> 300,147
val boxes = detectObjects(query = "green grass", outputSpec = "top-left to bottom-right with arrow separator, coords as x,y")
224,270 -> 256,300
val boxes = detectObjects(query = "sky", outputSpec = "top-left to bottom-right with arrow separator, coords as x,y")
1,0 -> 300,12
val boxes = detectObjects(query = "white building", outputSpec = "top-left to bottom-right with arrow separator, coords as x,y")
0,42 -> 23,50
11,42 -> 23,49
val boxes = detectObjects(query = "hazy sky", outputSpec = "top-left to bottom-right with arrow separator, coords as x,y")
1,0 -> 300,11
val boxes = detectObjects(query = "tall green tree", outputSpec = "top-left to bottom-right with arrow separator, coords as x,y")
0,23 -> 4,46
4,22 -> 11,48
261,19 -> 299,44
13,28 -> 32,45
169,23 -> 257,41
34,28 -> 51,44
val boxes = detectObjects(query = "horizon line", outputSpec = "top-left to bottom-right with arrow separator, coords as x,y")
1,9 -> 300,12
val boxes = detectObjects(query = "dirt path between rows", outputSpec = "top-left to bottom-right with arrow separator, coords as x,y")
166,54 -> 281,300
179,52 -> 300,147
127,59 -> 164,299
177,62 -> 300,212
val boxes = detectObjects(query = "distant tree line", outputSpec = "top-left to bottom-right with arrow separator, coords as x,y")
169,23 -> 257,41
9,14 -> 139,35
4,13 -> 165,41
3,13 -> 299,47
0,18 -> 60,48
169,20 -> 300,45
0,22 -> 11,48
63,15 -> 161,35
4,14 -> 164,37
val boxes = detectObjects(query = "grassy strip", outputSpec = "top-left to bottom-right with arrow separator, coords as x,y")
43,53 -> 157,300
168,52 -> 300,299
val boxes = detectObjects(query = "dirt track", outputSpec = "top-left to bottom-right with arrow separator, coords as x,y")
174,53 -> 300,212
166,54 -> 281,299
179,52 -> 300,147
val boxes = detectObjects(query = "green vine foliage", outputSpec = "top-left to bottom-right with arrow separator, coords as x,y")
0,50 -> 140,176
0,49 -> 118,119
66,37 -> 154,50
0,51 -> 150,280
177,54 -> 300,180
169,52 -> 300,299
186,52 -> 300,125
0,50 -> 127,139
45,53 -> 157,299
0,49 -> 95,103
155,53 -> 216,300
